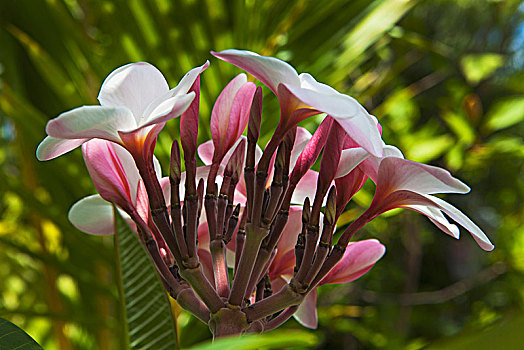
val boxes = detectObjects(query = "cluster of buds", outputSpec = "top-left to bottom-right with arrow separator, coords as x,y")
37,50 -> 494,337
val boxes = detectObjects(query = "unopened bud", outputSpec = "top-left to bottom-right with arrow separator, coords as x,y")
248,86 -> 263,143
275,142 -> 287,170
170,141 -> 181,182
225,138 -> 246,181
302,197 -> 311,224
324,186 -> 337,226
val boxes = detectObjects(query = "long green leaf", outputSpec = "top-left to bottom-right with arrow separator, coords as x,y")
114,208 -> 178,350
188,331 -> 319,350
0,318 -> 42,349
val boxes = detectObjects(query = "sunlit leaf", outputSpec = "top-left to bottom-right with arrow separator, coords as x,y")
405,135 -> 454,162
484,96 -> 524,132
460,53 -> 504,85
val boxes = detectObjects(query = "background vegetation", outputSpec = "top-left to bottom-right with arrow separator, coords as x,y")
1,0 -> 523,348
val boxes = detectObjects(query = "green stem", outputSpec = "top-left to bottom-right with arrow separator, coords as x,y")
229,223 -> 267,306
242,284 -> 303,323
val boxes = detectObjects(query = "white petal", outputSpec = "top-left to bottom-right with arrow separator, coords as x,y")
141,92 -> 195,127
36,136 -> 89,161
425,195 -> 494,251
46,106 -> 137,143
289,127 -> 312,171
378,157 -> 471,195
212,49 -> 300,95
405,205 -> 460,239
334,113 -> 384,158
153,155 -> 162,179
298,73 -> 345,96
141,61 -> 209,120
98,62 -> 169,119
291,170 -> 320,205
335,147 -> 370,178
68,195 -> 130,235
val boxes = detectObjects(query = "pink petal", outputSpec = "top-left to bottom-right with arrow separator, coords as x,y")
159,177 -> 171,208
68,195 -> 131,235
211,75 -> 247,155
317,121 -> 346,189
290,117 -> 333,184
135,179 -> 149,222
197,223 -> 210,250
293,289 -> 318,329
82,139 -> 134,209
359,144 -> 403,182
46,106 -> 136,143
269,249 -> 296,279
335,169 -> 367,218
180,75 -> 201,162
211,74 -> 256,160
320,239 -> 386,285
211,49 -> 300,96
98,62 -> 169,119
276,207 -> 304,257
36,136 -> 89,161
197,140 -> 214,165
224,82 -> 256,153
197,248 -> 215,285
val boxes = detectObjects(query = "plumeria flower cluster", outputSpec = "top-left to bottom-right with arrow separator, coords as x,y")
37,50 -> 494,337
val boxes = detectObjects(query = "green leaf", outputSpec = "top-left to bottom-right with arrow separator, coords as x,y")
0,318 -> 42,349
405,134 -> 454,162
114,207 -> 178,350
188,331 -> 319,350
484,96 -> 524,132
460,53 -> 505,85
330,0 -> 418,83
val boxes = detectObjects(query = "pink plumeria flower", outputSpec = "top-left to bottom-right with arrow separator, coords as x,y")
211,50 -> 383,157
37,61 -> 209,162
268,208 -> 386,328
210,74 -> 257,165
68,139 -> 168,235
359,146 -> 494,251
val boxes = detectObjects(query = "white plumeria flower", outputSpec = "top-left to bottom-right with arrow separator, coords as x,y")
359,145 -> 494,251
211,49 -> 383,157
37,61 -> 209,161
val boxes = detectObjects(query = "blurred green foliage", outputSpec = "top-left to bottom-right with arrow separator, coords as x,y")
0,0 -> 523,348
